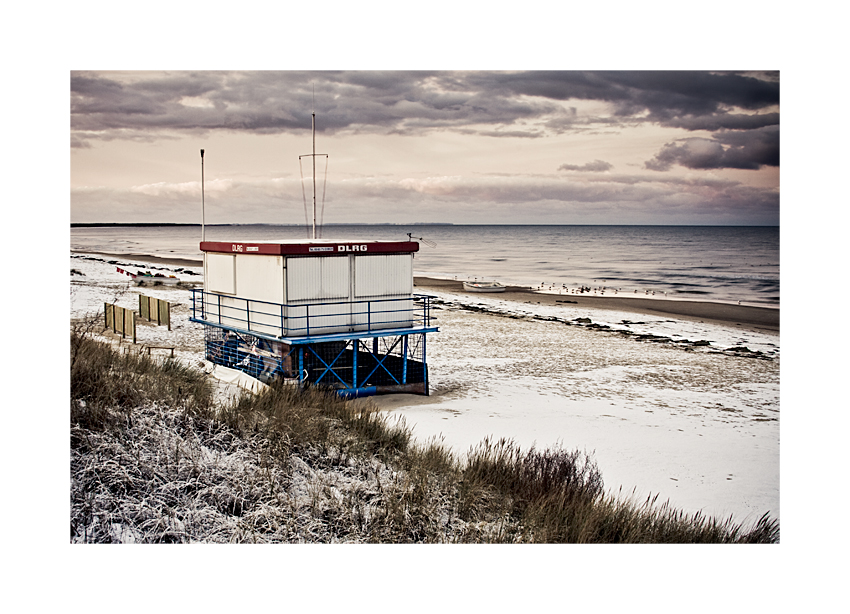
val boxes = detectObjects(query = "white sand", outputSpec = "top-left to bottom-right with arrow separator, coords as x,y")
376,292 -> 779,524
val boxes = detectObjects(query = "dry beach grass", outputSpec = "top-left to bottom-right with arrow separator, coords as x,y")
70,331 -> 778,543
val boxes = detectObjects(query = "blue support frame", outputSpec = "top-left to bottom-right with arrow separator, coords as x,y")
193,290 -> 437,396
308,342 -> 349,386
361,335 -> 402,386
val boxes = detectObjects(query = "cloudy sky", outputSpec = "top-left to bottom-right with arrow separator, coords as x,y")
70,70 -> 779,225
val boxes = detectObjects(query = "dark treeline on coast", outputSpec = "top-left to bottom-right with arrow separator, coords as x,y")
72,223 -> 201,228
71,222 -> 456,228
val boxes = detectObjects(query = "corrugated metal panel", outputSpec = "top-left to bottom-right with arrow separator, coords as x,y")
234,255 -> 284,304
206,253 -> 236,294
286,256 -> 350,302
352,254 -> 413,330
284,256 -> 351,335
353,254 -> 413,298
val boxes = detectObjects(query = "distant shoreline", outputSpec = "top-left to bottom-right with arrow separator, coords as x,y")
70,250 -> 778,333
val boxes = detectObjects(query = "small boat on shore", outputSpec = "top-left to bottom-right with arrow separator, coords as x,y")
463,280 -> 506,293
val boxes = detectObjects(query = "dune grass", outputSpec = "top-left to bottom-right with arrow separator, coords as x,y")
70,331 -> 779,543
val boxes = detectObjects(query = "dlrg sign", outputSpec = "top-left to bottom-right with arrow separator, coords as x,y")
338,244 -> 368,252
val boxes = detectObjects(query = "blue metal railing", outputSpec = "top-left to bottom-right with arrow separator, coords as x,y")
190,288 -> 436,338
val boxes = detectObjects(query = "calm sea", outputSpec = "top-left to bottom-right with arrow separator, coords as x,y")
70,225 -> 779,307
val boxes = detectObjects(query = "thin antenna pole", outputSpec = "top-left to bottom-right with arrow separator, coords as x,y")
312,113 -> 317,240
200,149 -> 205,242
299,103 -> 326,240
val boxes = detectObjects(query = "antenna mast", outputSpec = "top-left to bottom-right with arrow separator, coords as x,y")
299,104 -> 327,240
200,149 -> 205,242
312,113 -> 317,239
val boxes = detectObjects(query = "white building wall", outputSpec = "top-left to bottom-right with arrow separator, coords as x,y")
201,294 -> 247,331
203,251 -> 416,337
205,253 -> 236,294
235,255 -> 284,304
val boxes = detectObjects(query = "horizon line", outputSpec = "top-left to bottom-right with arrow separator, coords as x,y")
71,222 -> 780,228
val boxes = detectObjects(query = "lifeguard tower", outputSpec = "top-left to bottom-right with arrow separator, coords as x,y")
190,112 -> 438,396
190,239 -> 437,396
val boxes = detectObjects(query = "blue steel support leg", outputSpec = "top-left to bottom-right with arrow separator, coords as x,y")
423,333 -> 428,395
298,346 -> 304,386
402,335 -> 408,384
353,340 -> 358,389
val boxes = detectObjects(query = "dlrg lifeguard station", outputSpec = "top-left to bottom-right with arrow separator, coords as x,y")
189,239 -> 438,397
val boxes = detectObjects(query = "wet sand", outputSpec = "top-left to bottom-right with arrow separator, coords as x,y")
414,277 -> 779,333
72,250 -> 203,269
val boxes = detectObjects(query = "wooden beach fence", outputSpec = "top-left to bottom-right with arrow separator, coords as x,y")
104,303 -> 137,344
139,295 -> 171,330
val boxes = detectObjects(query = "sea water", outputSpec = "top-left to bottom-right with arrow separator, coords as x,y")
71,224 -> 779,307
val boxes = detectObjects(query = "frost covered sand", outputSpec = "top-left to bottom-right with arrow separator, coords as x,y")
71,253 -> 206,363
71,252 -> 779,525
377,281 -> 779,523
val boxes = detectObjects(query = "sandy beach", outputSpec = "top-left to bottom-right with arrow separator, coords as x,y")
72,251 -> 778,334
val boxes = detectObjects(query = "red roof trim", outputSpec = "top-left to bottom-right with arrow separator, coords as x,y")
199,241 -> 419,255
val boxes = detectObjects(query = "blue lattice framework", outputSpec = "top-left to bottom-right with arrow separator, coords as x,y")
190,289 -> 438,397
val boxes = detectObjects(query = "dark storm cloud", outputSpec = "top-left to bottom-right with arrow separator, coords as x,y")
70,71 -> 557,143
558,160 -> 613,172
645,125 -> 779,171
665,112 -> 778,132
599,71 -> 779,119
464,71 -> 778,123
71,71 -> 779,147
